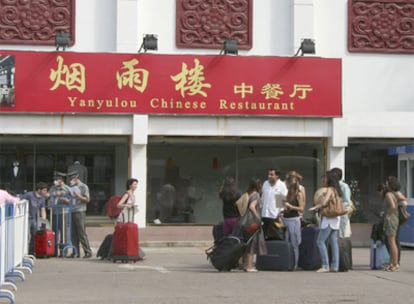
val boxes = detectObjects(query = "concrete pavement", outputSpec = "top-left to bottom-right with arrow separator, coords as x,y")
5,246 -> 414,304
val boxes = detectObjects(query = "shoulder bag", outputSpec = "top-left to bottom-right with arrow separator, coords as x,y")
398,204 -> 411,226
233,200 -> 261,239
235,192 -> 249,216
321,191 -> 347,218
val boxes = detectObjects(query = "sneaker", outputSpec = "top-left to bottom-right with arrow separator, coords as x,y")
153,218 -> 162,224
83,253 -> 92,259
316,268 -> 330,273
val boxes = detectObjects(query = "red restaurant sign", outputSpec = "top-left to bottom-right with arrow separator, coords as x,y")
0,51 -> 341,116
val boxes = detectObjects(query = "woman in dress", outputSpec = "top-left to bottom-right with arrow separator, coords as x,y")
382,176 -> 402,271
309,170 -> 342,273
243,179 -> 267,272
283,173 -> 305,269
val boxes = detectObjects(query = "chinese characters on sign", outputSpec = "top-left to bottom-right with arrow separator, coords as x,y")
50,56 -> 86,93
0,51 -> 341,116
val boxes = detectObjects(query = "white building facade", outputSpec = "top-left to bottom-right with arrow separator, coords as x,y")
1,0 -> 413,228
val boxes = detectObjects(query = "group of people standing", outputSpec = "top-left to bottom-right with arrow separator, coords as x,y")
218,167 -> 354,273
1,171 -> 93,258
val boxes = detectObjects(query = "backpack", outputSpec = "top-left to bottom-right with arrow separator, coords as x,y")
106,194 -> 123,219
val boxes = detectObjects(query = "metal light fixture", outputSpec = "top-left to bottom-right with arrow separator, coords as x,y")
138,34 -> 158,52
220,39 -> 238,55
55,31 -> 70,51
294,38 -> 316,56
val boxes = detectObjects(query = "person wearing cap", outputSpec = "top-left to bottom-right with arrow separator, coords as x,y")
68,171 -> 92,258
49,172 -> 71,256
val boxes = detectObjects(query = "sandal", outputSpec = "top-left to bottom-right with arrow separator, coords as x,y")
244,268 -> 258,273
386,266 -> 400,272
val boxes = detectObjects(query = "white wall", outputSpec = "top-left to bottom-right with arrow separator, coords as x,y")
314,0 -> 414,114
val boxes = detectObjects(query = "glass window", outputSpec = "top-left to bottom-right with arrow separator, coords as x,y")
399,159 -> 408,197
147,137 -> 325,225
346,140 -> 414,223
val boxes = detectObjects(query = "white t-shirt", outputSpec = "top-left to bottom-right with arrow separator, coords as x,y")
320,215 -> 340,230
261,179 -> 288,218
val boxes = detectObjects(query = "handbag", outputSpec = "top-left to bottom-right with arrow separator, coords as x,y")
348,199 -> 356,218
321,192 -> 347,218
265,219 -> 286,240
233,202 -> 261,239
398,204 -> 411,226
235,192 -> 249,216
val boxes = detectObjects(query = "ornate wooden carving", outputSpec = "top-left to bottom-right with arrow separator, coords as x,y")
0,0 -> 75,46
348,0 -> 414,53
176,0 -> 252,50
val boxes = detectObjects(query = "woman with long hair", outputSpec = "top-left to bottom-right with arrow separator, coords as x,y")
243,179 -> 267,272
309,170 -> 343,273
218,177 -> 241,236
283,172 -> 305,269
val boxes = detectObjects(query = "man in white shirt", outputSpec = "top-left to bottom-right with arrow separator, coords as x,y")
261,168 -> 288,236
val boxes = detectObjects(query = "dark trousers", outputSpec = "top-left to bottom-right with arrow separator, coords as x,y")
29,222 -> 36,255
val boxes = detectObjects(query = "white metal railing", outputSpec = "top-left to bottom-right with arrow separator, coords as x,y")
0,200 -> 33,304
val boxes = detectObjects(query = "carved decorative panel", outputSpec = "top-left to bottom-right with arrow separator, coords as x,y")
176,0 -> 252,50
348,0 -> 414,53
0,0 -> 75,46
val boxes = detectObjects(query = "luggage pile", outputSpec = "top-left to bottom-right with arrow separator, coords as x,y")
206,222 -> 257,271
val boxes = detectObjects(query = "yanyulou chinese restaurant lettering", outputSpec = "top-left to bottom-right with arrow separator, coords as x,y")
0,51 -> 341,117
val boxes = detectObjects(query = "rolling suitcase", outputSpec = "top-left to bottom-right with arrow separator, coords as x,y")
370,240 -> 386,269
338,238 -> 352,271
327,237 -> 353,272
256,240 -> 295,271
34,229 -> 55,258
298,226 -> 321,270
97,234 -> 113,260
205,235 -> 246,271
205,231 -> 257,271
112,208 -> 139,263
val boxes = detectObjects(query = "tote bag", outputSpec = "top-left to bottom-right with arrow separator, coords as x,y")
321,192 -> 347,218
233,202 -> 261,239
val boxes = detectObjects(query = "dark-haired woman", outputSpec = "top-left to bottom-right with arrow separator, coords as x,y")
219,177 -> 241,236
382,176 -> 403,271
309,170 -> 342,273
243,179 -> 267,272
117,178 -> 139,223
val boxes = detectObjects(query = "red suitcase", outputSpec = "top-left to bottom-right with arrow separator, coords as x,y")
112,222 -> 139,262
35,229 -> 56,258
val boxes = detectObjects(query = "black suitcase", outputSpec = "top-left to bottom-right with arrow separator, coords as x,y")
256,240 -> 295,271
328,237 -> 353,272
97,234 -> 113,260
338,238 -> 352,271
205,235 -> 246,271
298,226 -> 321,270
